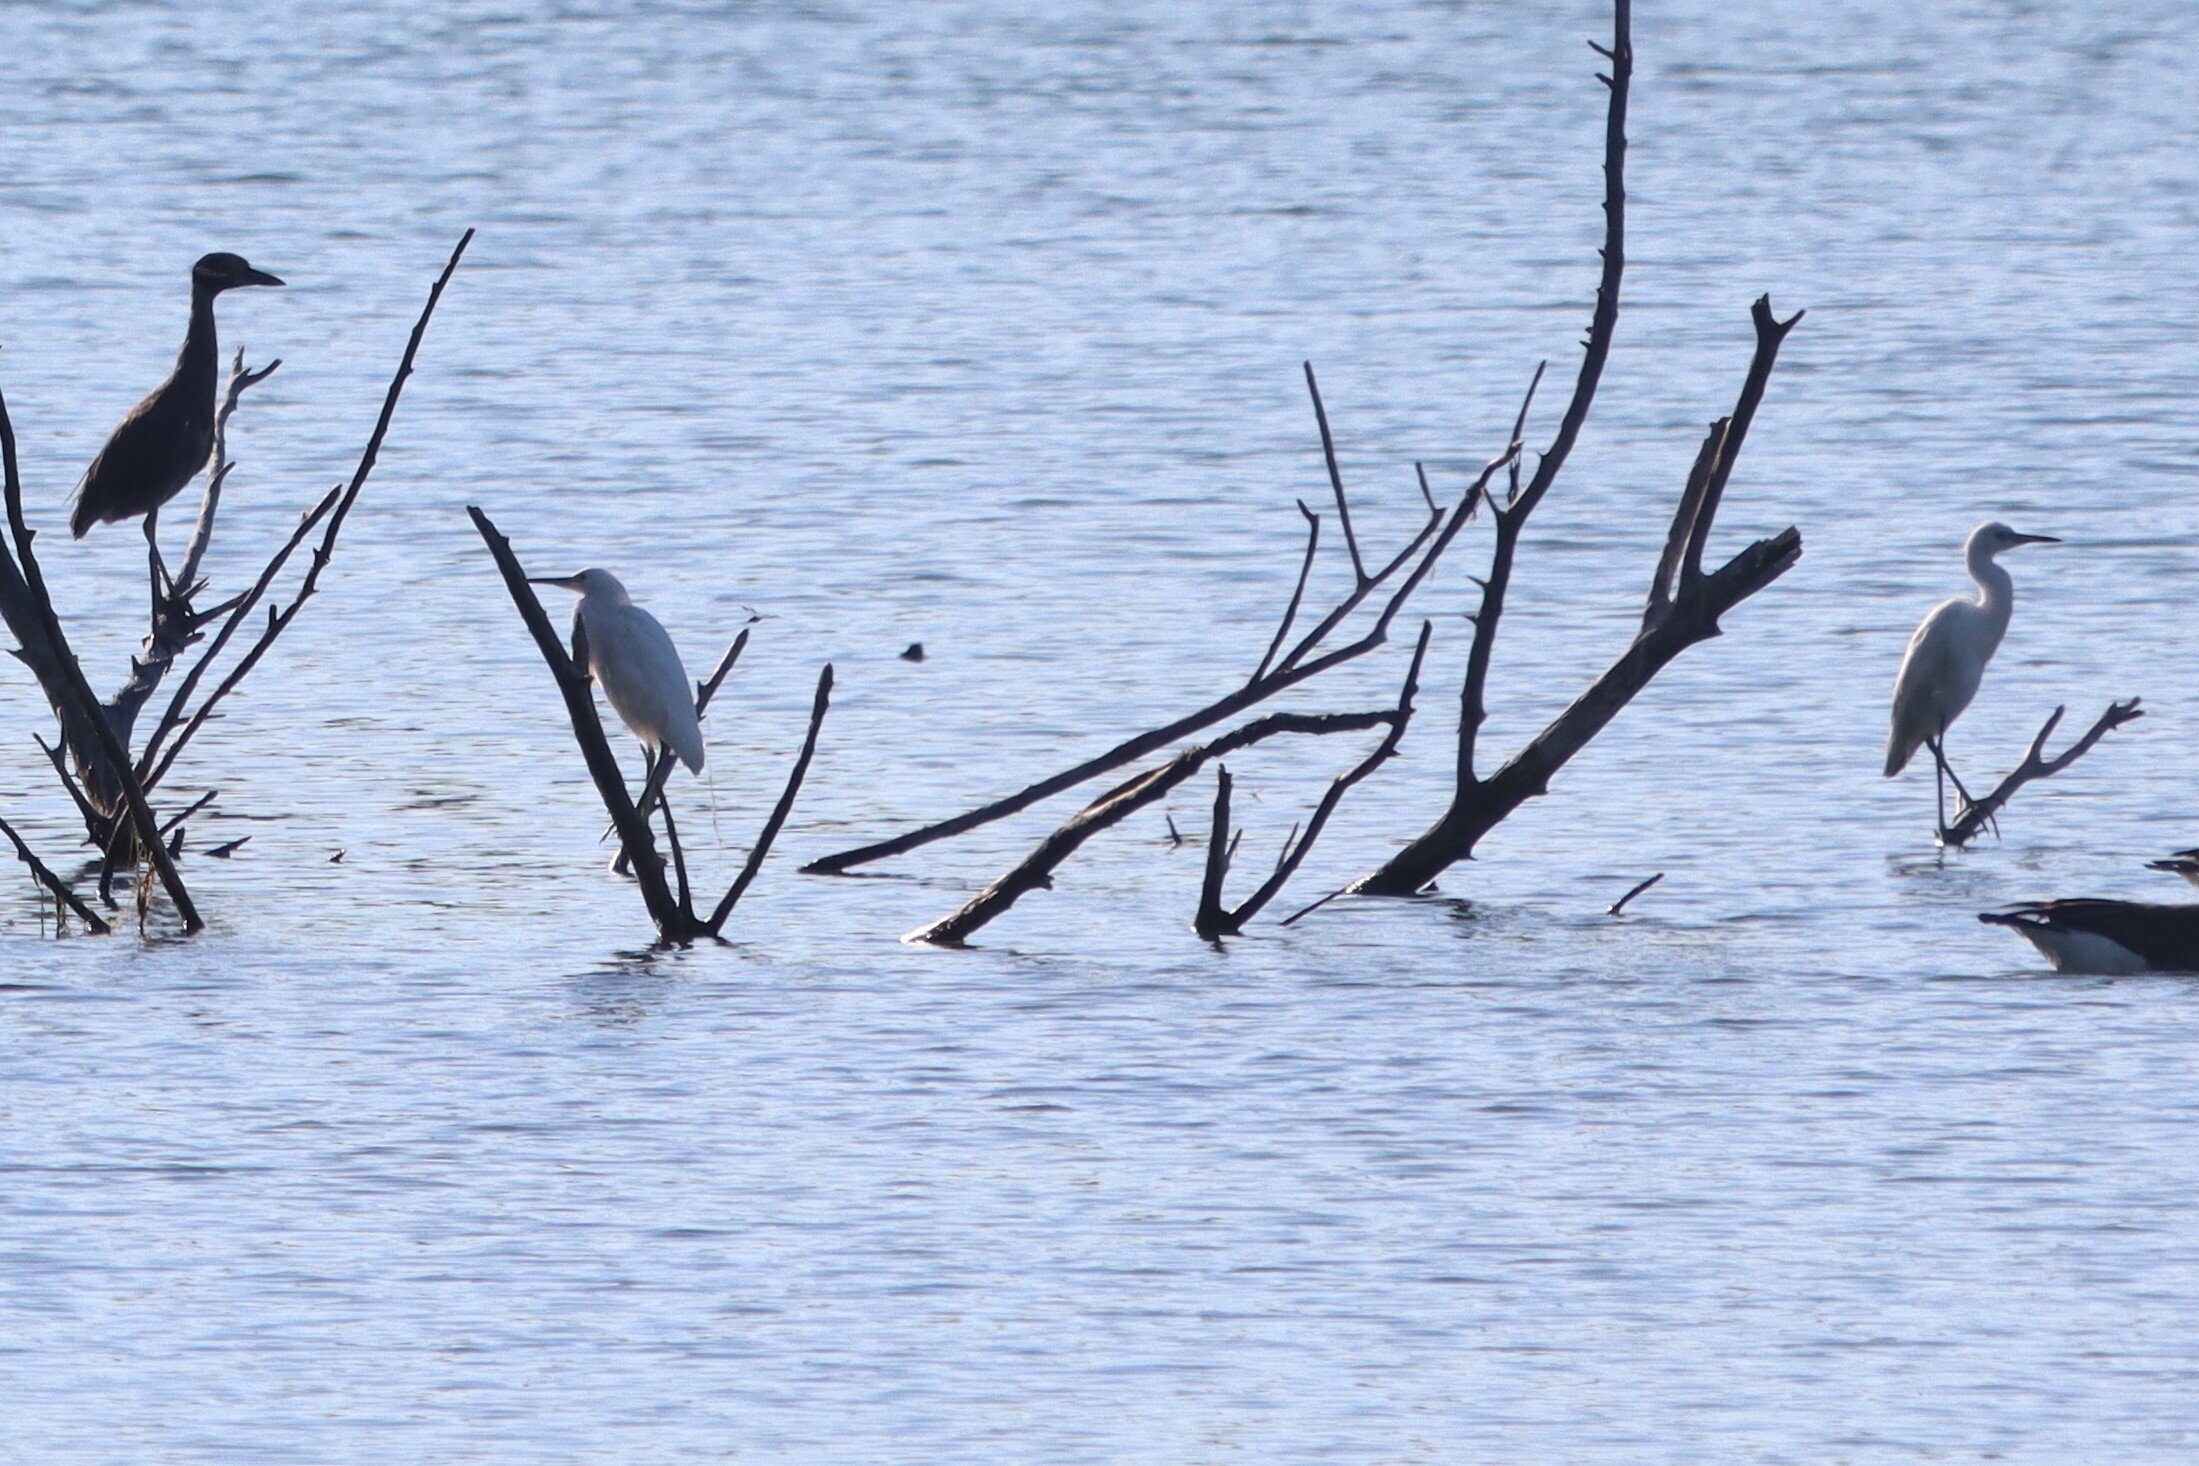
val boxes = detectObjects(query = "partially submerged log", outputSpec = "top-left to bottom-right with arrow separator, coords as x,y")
470,507 -> 830,945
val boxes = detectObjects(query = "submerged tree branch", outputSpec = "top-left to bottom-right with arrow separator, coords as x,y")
0,384 -> 201,930
806,443 -> 1512,877
0,813 -> 110,934
908,702 -> 1407,947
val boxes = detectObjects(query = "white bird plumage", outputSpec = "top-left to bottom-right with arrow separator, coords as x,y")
1884,520 -> 2058,826
530,568 -> 705,774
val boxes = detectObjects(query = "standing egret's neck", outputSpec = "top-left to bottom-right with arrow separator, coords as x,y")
1967,540 -> 2015,625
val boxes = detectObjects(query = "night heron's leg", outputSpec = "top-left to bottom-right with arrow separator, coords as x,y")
143,506 -> 172,605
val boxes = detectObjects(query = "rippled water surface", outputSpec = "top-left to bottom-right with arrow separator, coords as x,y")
5,0 -> 2199,1458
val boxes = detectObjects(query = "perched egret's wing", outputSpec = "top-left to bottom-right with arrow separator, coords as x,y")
586,600 -> 705,774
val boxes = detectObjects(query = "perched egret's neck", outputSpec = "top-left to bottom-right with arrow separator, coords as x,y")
1967,542 -> 2015,624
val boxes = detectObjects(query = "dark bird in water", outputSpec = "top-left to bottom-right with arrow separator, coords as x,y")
71,252 -> 285,568
1980,900 -> 2199,974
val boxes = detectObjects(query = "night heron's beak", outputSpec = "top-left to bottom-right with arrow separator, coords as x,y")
528,574 -> 586,592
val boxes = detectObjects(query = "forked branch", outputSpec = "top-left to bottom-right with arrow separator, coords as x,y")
807,441 -> 1513,877
1938,699 -> 2143,850
907,700 -> 1412,947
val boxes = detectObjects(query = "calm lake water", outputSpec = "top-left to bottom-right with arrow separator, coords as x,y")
4,0 -> 2199,1458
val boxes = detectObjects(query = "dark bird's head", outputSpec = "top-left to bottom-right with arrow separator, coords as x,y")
192,252 -> 285,295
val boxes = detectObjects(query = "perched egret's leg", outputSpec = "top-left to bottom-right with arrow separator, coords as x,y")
1926,736 -> 1949,832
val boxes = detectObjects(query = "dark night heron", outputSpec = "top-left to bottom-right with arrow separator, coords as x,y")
70,251 -> 285,578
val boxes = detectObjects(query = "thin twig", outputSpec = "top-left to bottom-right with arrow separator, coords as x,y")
1250,502 -> 1320,684
1303,362 -> 1366,584
705,664 -> 833,934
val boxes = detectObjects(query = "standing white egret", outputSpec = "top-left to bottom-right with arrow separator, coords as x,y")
1884,520 -> 2058,828
529,569 -> 705,776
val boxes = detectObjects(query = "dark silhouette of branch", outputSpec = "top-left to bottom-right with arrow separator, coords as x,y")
1938,700 -> 2143,850
908,703 -> 1407,947
0,813 -> 110,934
1303,362 -> 1366,584
1607,871 -> 1663,916
0,383 -> 201,930
1343,12 -> 1806,902
805,443 -> 1513,877
1195,621 -> 1432,939
704,664 -> 833,934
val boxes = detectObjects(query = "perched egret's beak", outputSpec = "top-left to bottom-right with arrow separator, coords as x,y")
528,574 -> 586,592
2010,533 -> 2061,547
241,268 -> 285,288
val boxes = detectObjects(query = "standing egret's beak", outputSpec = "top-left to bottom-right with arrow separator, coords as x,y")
241,268 -> 285,287
2010,533 -> 2061,546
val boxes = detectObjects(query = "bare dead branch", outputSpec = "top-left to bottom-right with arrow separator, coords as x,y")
1303,362 -> 1366,584
909,703 -> 1405,947
1197,621 -> 1433,939
704,663 -> 834,934
1678,296 -> 1806,589
0,813 -> 110,934
1510,2 -> 1629,527
132,482 -> 341,782
1607,871 -> 1663,916
805,444 -> 1511,877
1938,699 -> 2143,849
1250,502 -> 1320,683
0,382 -> 201,930
175,350 -> 281,601
1192,765 -> 1237,941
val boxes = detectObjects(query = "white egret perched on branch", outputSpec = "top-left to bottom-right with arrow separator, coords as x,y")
530,569 -> 705,776
1884,520 -> 2058,829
